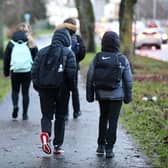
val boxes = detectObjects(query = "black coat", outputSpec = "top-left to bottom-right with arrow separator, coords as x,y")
3,31 -> 38,76
31,29 -> 77,91
71,34 -> 86,70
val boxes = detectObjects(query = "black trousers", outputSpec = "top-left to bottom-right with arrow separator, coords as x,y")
11,72 -> 31,114
39,86 -> 69,147
98,100 -> 122,149
67,70 -> 80,115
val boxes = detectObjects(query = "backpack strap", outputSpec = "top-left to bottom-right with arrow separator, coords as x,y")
116,52 -> 122,66
10,40 -> 27,45
10,40 -> 18,46
75,35 -> 86,62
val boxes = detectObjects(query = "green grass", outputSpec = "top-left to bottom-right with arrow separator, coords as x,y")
81,52 -> 95,65
80,45 -> 101,78
133,55 -> 168,75
0,60 -> 10,101
120,81 -> 168,168
121,56 -> 168,168
80,52 -> 95,79
80,54 -> 168,168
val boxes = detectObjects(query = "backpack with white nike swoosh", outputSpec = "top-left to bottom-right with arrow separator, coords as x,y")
94,52 -> 123,90
10,40 -> 33,72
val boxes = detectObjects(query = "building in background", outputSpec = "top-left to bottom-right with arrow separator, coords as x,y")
46,0 -> 122,26
92,0 -> 105,21
104,0 -> 121,21
46,0 -> 77,26
92,0 -> 121,21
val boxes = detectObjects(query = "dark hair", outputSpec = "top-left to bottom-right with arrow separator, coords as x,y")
64,18 -> 77,25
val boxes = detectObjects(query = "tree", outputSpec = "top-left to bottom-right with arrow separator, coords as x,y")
75,0 -> 95,52
119,0 -> 137,65
0,0 -> 47,58
3,0 -> 46,27
135,0 -> 168,20
0,0 -> 5,58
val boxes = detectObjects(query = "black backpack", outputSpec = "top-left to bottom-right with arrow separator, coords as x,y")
38,46 -> 66,88
94,53 -> 123,90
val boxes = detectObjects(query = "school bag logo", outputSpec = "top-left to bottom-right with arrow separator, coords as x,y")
10,40 -> 32,72
94,53 -> 123,90
38,46 -> 66,88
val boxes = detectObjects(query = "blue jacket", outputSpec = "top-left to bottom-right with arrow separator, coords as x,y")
86,31 -> 133,103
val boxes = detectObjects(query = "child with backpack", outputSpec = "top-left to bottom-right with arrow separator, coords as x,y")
63,18 -> 86,119
3,23 -> 38,120
54,18 -> 86,119
31,29 -> 76,155
86,31 -> 133,158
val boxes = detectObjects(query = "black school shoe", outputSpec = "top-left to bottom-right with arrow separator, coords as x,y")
64,114 -> 69,121
12,107 -> 18,119
96,145 -> 105,155
73,111 -> 82,119
22,113 -> 28,120
105,148 -> 115,158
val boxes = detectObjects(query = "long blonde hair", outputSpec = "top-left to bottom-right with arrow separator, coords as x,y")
16,23 -> 36,48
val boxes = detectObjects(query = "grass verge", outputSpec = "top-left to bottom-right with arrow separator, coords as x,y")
81,53 -> 168,168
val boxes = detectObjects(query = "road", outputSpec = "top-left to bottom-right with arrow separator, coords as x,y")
136,44 -> 168,62
0,36 -> 153,168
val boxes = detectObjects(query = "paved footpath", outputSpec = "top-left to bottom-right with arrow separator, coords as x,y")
0,75 -> 153,168
0,36 -> 153,168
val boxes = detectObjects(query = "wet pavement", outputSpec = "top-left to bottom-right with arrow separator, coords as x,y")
0,76 -> 153,168
0,36 -> 153,168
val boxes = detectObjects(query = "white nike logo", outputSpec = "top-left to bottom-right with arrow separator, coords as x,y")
102,56 -> 111,60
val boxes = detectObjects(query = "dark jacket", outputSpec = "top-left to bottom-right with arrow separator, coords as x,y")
86,31 -> 133,103
71,34 -> 86,70
31,29 -> 76,91
3,31 -> 38,77
55,23 -> 86,70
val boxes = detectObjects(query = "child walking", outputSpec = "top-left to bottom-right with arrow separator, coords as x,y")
86,31 -> 133,158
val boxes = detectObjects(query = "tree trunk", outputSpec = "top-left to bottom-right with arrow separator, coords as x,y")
0,1 -> 4,59
75,0 -> 95,52
119,0 -> 137,64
